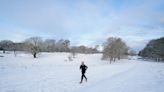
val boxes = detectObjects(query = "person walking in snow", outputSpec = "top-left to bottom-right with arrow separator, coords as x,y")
79,61 -> 88,84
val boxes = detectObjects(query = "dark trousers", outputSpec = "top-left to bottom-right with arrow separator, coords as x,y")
81,73 -> 87,82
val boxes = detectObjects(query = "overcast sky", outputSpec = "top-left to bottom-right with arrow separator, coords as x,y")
0,0 -> 164,51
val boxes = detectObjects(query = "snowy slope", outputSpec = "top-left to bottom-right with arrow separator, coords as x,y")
76,61 -> 164,92
0,52 -> 164,92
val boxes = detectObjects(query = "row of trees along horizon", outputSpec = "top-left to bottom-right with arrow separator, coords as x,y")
1,36 -> 163,63
0,37 -> 100,57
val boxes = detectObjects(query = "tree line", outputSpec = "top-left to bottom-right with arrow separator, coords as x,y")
0,36 -> 132,63
0,37 -> 99,58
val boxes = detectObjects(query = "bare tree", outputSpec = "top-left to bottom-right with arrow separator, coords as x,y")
70,45 -> 99,54
62,40 -> 70,52
44,39 -> 56,52
55,39 -> 64,52
24,37 -> 43,58
102,37 -> 128,63
55,39 -> 70,52
114,38 -> 129,60
78,45 -> 87,53
0,40 -> 13,53
128,49 -> 136,56
70,46 -> 77,58
91,45 -> 99,53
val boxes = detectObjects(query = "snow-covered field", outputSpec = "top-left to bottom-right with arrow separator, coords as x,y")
0,52 -> 164,92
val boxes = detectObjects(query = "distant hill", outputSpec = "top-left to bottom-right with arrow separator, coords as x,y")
139,37 -> 164,61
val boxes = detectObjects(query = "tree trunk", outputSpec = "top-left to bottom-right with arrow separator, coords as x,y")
33,52 -> 36,58
3,50 -> 5,53
14,50 -> 16,57
110,57 -> 112,64
114,57 -> 116,62
118,55 -> 120,60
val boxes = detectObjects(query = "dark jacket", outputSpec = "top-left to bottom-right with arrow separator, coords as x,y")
80,64 -> 88,74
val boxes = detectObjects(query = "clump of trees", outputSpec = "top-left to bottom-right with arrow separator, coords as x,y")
102,37 -> 129,63
0,40 -> 13,53
24,37 -> 43,58
138,37 -> 164,61
128,49 -> 137,56
0,36 -> 100,58
44,39 -> 56,52
70,45 -> 99,54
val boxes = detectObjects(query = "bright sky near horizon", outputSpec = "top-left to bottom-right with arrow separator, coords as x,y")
0,0 -> 164,51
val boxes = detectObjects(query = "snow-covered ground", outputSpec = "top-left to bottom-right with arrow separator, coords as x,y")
0,52 -> 164,92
